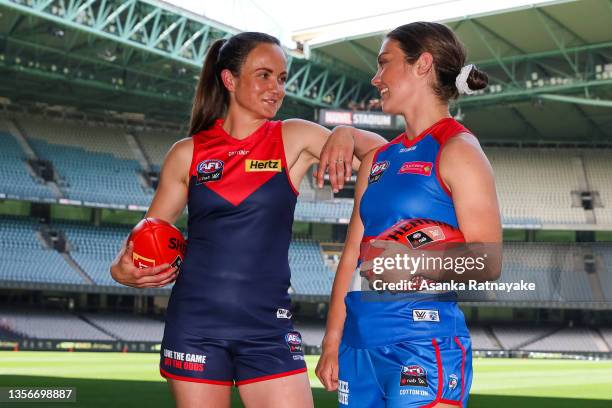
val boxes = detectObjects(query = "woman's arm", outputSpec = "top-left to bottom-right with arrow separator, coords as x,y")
109,138 -> 192,288
282,119 -> 386,192
439,133 -> 502,280
315,148 -> 375,391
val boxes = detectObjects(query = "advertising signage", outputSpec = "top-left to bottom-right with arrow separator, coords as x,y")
318,109 -> 403,130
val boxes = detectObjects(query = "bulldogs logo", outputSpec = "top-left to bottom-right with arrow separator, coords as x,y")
369,160 -> 390,183
449,374 -> 458,390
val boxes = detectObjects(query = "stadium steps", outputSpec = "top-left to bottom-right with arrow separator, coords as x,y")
5,118 -> 37,159
77,314 -> 120,341
486,326 -> 503,349
125,133 -> 152,172
515,326 -> 564,350
61,253 -> 95,285
593,329 -> 611,352
10,118 -> 64,199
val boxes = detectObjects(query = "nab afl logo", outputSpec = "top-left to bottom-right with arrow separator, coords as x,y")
285,331 -> 303,353
369,160 -> 389,183
400,365 -> 428,387
196,159 -> 224,184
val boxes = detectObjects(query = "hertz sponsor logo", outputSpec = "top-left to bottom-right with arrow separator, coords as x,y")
245,159 -> 282,172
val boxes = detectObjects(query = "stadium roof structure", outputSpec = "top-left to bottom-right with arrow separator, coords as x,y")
294,0 -> 612,143
0,0 -> 374,122
0,0 -> 610,143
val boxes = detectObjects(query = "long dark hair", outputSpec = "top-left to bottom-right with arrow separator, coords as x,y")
386,22 -> 488,101
189,32 -> 281,135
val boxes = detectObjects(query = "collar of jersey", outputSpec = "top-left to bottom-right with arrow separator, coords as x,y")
402,117 -> 454,147
207,118 -> 269,145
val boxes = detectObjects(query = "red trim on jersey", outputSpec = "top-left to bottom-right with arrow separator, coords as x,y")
234,367 -> 307,386
455,336 -> 467,403
433,338 -> 444,401
160,368 -> 233,386
420,337 -> 465,408
431,118 -> 475,198
277,121 -> 299,196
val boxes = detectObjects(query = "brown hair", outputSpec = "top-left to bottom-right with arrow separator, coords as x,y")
189,32 -> 281,135
386,22 -> 488,101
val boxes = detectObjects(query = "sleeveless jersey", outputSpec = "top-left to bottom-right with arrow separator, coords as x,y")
343,117 -> 473,348
165,119 -> 298,339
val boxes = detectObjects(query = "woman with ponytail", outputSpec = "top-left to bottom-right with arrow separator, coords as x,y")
316,22 -> 502,407
110,31 -> 385,407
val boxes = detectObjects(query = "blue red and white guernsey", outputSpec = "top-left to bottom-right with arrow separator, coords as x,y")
160,119 -> 307,385
339,118 -> 473,407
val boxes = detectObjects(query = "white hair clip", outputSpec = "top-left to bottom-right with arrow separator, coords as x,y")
455,64 -> 475,95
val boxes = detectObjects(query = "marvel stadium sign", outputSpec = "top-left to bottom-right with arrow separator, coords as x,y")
318,109 -> 402,129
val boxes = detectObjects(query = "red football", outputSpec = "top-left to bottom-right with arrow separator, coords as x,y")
129,218 -> 186,271
361,218 -> 465,263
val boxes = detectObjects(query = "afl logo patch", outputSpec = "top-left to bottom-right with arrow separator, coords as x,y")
369,160 -> 389,184
400,365 -> 428,387
196,159 -> 224,184
285,331 -> 303,353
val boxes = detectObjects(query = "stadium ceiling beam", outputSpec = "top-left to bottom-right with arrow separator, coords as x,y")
0,59 -> 187,104
455,78 -> 612,107
0,34 -> 194,88
571,103 -> 608,140
534,8 -> 582,75
468,19 -> 522,89
348,41 -> 377,73
0,0 -> 373,109
538,94 -> 612,108
509,106 -> 545,140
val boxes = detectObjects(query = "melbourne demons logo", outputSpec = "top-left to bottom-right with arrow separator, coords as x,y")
196,159 -> 224,184
369,160 -> 390,183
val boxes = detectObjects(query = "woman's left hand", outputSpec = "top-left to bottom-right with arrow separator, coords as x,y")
359,240 -> 442,286
315,126 -> 355,193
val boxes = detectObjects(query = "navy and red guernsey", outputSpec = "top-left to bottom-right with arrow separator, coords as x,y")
165,119 -> 299,339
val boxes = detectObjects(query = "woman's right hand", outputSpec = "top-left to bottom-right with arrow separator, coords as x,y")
315,337 -> 341,391
110,241 -> 178,288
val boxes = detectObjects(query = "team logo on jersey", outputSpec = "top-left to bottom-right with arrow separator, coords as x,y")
369,160 -> 390,183
406,226 -> 446,249
133,252 -> 155,268
449,374 -> 458,390
398,161 -> 432,176
285,331 -> 303,353
412,309 -> 440,322
276,308 -> 292,319
196,159 -> 224,184
245,159 -> 282,172
400,365 -> 428,387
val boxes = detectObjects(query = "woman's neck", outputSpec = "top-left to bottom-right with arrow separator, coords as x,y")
222,109 -> 268,140
401,98 -> 451,140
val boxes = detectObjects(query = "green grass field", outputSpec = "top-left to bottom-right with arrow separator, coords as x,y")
1,352 -> 611,407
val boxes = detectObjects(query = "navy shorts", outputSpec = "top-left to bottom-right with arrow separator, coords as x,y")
338,336 -> 472,407
159,324 -> 307,386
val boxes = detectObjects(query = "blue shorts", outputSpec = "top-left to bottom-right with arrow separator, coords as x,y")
159,324 -> 307,386
338,336 -> 472,407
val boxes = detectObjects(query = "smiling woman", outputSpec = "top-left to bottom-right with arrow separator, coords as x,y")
109,31 -> 386,408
